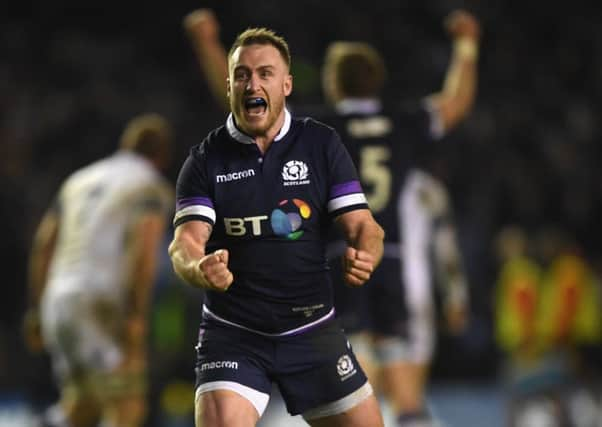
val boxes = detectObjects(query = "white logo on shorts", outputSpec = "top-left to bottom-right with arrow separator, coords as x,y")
200,360 -> 239,371
336,355 -> 355,379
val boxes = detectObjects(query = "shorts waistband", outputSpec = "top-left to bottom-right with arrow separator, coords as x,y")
202,305 -> 335,337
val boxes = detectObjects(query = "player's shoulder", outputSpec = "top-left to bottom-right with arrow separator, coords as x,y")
189,124 -> 229,158
381,100 -> 429,122
60,155 -> 108,190
291,115 -> 339,144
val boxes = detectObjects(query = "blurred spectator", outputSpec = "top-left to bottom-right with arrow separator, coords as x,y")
494,225 -> 602,427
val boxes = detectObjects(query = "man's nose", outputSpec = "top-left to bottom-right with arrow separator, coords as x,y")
245,74 -> 260,92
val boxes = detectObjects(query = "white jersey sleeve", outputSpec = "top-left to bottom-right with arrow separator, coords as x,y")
400,169 -> 468,311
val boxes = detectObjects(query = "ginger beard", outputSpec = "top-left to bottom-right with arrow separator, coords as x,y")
228,44 -> 291,137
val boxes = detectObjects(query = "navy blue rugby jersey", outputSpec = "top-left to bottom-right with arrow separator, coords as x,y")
316,100 -> 441,252
174,109 -> 369,335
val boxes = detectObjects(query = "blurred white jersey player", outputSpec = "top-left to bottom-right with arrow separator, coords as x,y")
24,113 -> 174,427
399,166 -> 469,385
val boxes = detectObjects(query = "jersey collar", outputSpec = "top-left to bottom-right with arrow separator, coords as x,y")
226,108 -> 292,145
335,98 -> 381,115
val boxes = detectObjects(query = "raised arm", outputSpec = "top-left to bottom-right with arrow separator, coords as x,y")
183,9 -> 229,110
426,10 -> 481,133
335,209 -> 385,287
168,221 -> 233,291
24,208 -> 59,352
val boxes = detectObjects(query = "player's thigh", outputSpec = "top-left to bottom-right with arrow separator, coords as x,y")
275,322 -> 377,419
196,389 -> 259,427
307,393 -> 383,427
49,295 -> 125,380
347,332 -> 380,388
194,322 -> 273,422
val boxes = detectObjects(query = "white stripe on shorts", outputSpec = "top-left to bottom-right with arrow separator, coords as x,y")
302,381 -> 373,420
195,381 -> 270,417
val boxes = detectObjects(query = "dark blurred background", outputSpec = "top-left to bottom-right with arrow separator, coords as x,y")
2,1 -> 601,425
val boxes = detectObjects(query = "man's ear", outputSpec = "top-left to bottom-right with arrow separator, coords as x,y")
283,74 -> 293,96
226,77 -> 231,97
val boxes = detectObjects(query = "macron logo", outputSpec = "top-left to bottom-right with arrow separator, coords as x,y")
216,169 -> 255,183
200,360 -> 239,371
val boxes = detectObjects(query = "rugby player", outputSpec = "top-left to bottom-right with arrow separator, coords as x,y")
169,27 -> 386,426
24,113 -> 174,427
317,14 -> 478,423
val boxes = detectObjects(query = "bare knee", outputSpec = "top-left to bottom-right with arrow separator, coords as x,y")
381,362 -> 429,412
307,394 -> 384,427
196,390 -> 259,427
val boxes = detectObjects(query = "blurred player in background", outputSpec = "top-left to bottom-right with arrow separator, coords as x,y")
24,113 -> 174,427
318,13 -> 478,426
183,9 -> 479,426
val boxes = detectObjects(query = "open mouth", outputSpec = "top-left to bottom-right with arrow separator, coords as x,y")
244,97 -> 267,116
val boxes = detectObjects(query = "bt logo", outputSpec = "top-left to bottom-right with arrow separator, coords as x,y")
223,199 -> 311,239
223,215 -> 267,236
270,199 -> 311,240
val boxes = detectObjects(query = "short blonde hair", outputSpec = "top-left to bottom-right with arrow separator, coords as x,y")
228,27 -> 291,69
323,42 -> 386,98
119,113 -> 173,158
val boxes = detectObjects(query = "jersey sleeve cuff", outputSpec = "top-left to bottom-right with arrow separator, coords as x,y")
327,181 -> 369,216
173,197 -> 216,227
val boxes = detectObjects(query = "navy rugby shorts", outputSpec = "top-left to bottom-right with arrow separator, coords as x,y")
333,256 -> 408,337
194,318 -> 369,417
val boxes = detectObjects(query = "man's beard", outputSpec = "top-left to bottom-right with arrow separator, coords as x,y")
233,95 -> 285,137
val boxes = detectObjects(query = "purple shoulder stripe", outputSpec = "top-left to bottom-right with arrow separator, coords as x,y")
330,180 -> 362,198
176,196 -> 214,211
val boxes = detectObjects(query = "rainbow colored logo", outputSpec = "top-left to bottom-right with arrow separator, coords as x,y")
270,198 -> 311,240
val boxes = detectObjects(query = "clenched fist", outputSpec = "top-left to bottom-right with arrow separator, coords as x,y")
197,249 -> 233,291
445,10 -> 480,41
343,247 -> 376,287
183,8 -> 220,42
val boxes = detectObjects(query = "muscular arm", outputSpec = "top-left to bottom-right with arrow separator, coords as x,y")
168,221 -> 233,291
122,210 -> 167,353
125,212 -> 167,317
335,209 -> 385,287
183,9 -> 229,110
427,10 -> 481,133
24,209 -> 59,351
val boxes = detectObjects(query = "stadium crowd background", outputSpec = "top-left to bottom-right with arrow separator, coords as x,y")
1,0 -> 601,425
